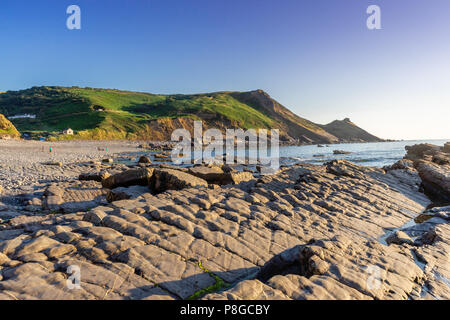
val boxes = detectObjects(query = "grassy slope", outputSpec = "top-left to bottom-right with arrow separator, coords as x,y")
0,86 -> 381,142
0,113 -> 20,137
230,90 -> 338,143
0,86 -> 277,140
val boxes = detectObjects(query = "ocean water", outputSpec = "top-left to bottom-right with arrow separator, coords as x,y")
119,139 -> 448,169
279,140 -> 449,168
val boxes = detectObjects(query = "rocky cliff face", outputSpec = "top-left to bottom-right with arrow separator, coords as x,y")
399,143 -> 450,205
231,90 -> 340,144
0,114 -> 20,139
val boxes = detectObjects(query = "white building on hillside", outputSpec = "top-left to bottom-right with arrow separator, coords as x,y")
63,128 -> 74,135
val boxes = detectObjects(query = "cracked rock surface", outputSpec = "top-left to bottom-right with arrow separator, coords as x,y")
0,158 -> 449,300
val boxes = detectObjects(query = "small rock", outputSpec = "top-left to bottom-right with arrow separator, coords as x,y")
44,161 -> 63,167
228,171 -> 254,184
386,231 -> 413,245
138,156 -> 152,164
333,150 -> 351,155
79,171 -> 111,182
385,159 -> 414,171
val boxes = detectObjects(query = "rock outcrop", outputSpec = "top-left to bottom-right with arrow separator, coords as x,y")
150,168 -> 208,193
400,142 -> 450,205
1,158 -> 448,300
79,171 -> 111,182
188,166 -> 254,185
188,166 -> 226,184
415,160 -> 450,203
102,168 -> 154,189
405,143 -> 442,161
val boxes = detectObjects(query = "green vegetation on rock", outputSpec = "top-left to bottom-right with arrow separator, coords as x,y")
187,261 -> 230,300
0,113 -> 20,138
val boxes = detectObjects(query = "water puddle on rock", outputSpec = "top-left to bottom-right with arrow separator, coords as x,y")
377,206 -> 450,299
378,218 -> 418,246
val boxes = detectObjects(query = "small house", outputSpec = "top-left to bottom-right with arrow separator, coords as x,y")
63,128 -> 74,135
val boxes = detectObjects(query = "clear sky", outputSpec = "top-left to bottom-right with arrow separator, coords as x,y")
0,0 -> 449,140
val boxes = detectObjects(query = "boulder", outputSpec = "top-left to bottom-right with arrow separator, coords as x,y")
102,158 -> 113,163
154,153 -> 169,159
188,166 -> 225,184
44,161 -> 62,167
106,185 -> 150,202
150,169 -> 208,193
188,166 -> 254,185
221,164 -> 236,173
159,163 -> 189,172
325,159 -> 368,179
432,152 -> 450,165
43,185 -> 64,197
386,231 -> 414,245
79,171 -> 111,182
333,150 -> 351,155
386,159 -> 415,171
227,171 -> 254,184
102,168 -> 154,189
443,142 -> 450,154
43,185 -> 64,211
414,160 -> 450,203
83,208 -> 109,224
404,143 -> 440,161
138,156 -> 151,164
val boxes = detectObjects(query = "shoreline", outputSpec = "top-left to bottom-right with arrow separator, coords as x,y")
0,139 -> 448,300
0,139 -> 447,195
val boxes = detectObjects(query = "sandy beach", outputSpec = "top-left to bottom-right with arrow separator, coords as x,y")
0,140 -> 140,194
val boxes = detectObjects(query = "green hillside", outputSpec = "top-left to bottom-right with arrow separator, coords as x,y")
0,86 -> 381,143
0,86 -> 278,140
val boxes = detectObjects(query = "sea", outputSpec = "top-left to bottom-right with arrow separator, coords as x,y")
119,139 -> 448,169
279,139 -> 448,168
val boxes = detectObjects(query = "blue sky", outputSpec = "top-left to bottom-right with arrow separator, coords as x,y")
0,0 -> 449,139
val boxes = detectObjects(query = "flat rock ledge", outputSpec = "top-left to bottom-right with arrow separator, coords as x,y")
0,160 -> 449,300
